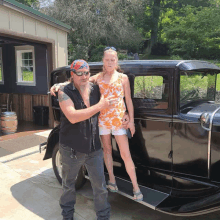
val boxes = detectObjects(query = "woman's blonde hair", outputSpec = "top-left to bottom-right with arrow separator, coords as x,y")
102,49 -> 123,73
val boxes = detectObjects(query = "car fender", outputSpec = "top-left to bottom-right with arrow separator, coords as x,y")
43,125 -> 60,160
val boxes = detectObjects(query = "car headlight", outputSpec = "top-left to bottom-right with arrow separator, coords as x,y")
200,112 -> 209,124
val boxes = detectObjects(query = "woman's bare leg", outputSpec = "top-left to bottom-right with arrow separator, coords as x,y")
114,135 -> 139,192
100,134 -> 116,184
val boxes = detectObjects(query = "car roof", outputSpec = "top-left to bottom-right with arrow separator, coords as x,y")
51,60 -> 220,74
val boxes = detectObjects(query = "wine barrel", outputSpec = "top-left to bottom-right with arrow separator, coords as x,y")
0,112 -> 18,135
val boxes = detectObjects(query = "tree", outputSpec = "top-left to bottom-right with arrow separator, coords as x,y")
45,0 -> 144,61
146,0 -> 161,55
134,0 -> 218,55
164,6 -> 220,59
16,0 -> 39,8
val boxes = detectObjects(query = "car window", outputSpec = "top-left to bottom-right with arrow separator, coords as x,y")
133,75 -> 169,110
180,71 -> 219,106
52,70 -> 68,85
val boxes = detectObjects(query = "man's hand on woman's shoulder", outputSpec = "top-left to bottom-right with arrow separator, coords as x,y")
89,73 -> 100,85
50,81 -> 69,96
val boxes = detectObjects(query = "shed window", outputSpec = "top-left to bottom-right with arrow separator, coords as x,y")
0,47 -> 3,84
15,45 -> 35,86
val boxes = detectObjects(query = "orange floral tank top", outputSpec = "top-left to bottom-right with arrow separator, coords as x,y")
97,72 -> 126,130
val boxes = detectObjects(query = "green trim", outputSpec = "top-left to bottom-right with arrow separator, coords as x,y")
3,0 -> 71,31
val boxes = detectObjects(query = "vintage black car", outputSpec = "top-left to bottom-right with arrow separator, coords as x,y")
40,60 -> 220,216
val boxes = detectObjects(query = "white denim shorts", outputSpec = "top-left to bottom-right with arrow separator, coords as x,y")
99,127 -> 127,136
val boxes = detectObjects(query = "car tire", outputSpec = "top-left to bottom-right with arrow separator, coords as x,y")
52,143 -> 87,190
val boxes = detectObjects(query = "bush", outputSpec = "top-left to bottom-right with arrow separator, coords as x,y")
88,45 -> 135,61
197,47 -> 220,60
88,45 -> 106,62
170,55 -> 182,60
151,42 -> 169,56
68,44 -> 89,64
118,53 -> 128,60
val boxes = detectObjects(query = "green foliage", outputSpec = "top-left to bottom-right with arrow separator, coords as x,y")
0,67 -> 2,81
134,75 -> 163,97
22,71 -> 33,81
88,45 -> 106,62
151,42 -> 169,56
170,54 -> 182,60
16,0 -> 39,7
164,6 -> 220,59
68,44 -> 89,64
118,53 -> 128,60
48,0 -> 143,57
41,0 -> 220,60
139,54 -> 171,60
180,73 -> 217,103
180,74 -> 210,91
217,74 -> 220,91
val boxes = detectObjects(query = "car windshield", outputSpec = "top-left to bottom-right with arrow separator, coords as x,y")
180,71 -> 220,107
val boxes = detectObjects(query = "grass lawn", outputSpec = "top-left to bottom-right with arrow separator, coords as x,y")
139,55 -> 220,92
180,74 -> 216,91
0,68 -> 33,82
217,74 -> 220,91
22,71 -> 33,81
207,60 -> 220,91
134,75 -> 163,95
0,67 -> 2,81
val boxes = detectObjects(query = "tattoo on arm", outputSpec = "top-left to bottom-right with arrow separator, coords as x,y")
58,91 -> 70,102
60,85 -> 65,92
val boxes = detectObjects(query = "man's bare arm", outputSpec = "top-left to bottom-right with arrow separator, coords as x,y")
58,90 -> 70,102
50,81 -> 69,96
58,90 -> 116,124
89,73 -> 99,84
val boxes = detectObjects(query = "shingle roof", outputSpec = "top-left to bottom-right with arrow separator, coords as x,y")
2,0 -> 72,32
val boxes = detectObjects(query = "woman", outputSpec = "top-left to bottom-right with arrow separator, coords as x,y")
51,48 -> 143,201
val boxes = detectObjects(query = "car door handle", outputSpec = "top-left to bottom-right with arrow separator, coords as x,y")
168,150 -> 173,159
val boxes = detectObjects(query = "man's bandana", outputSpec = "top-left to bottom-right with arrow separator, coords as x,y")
70,59 -> 89,76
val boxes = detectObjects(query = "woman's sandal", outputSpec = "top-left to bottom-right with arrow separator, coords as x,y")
133,190 -> 143,201
107,181 -> 118,192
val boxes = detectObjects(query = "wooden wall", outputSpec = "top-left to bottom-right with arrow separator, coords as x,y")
0,93 -> 49,121
0,44 -> 48,95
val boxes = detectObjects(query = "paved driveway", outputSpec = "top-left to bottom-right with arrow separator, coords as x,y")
1,134 -> 220,219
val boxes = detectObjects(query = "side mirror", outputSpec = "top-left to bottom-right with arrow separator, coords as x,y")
200,112 -> 211,131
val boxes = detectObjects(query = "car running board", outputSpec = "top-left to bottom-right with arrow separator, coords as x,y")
85,173 -> 169,210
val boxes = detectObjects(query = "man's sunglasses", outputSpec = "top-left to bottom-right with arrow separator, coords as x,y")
104,46 -> 116,51
71,69 -> 90,76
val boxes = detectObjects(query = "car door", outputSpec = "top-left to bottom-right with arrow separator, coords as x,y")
172,70 -> 216,178
112,70 -> 173,181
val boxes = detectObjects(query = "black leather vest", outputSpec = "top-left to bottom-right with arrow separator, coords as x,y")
59,82 -> 101,153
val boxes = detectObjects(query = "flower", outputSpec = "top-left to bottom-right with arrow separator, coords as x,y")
112,118 -> 121,127
104,121 -> 111,129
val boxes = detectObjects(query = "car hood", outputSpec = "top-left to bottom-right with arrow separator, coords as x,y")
180,102 -> 220,125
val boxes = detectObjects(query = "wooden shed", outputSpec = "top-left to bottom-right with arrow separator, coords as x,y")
0,0 -> 71,129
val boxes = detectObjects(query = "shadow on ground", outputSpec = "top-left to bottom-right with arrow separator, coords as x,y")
9,168 -> 220,220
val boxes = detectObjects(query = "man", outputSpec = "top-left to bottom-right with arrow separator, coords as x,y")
58,59 -> 117,220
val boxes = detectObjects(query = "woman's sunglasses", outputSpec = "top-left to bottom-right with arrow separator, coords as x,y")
71,70 -> 90,76
104,47 -> 116,51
